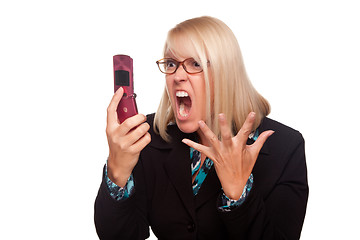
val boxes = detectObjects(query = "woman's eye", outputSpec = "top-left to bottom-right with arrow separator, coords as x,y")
166,60 -> 176,68
191,60 -> 201,68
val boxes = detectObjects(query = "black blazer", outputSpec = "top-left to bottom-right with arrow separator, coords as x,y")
95,114 -> 308,240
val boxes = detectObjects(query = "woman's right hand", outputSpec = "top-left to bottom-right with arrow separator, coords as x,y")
106,87 -> 151,187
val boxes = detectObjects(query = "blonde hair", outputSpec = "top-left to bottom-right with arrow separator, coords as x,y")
154,16 -> 270,142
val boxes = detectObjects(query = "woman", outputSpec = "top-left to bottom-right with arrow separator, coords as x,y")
95,16 -> 308,240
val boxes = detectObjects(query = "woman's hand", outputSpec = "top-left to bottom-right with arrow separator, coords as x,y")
106,87 -> 151,187
182,112 -> 274,200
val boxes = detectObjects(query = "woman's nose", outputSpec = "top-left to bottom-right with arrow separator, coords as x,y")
173,64 -> 188,83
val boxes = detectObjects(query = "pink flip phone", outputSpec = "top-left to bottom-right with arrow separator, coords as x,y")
113,55 -> 138,123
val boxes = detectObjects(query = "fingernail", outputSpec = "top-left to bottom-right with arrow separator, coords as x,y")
268,130 -> 275,137
116,87 -> 123,94
219,113 -> 225,121
250,112 -> 256,118
182,139 -> 189,144
198,121 -> 205,128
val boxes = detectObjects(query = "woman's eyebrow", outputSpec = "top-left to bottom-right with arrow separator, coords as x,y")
164,53 -> 176,59
164,50 -> 188,61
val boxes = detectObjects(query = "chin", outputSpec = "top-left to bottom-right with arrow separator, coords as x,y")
175,119 -> 199,134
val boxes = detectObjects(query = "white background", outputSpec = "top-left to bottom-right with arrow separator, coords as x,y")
1,0 -> 359,239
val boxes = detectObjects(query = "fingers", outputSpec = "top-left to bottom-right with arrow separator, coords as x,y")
107,87 -> 124,126
182,138 -> 210,155
218,113 -> 233,146
107,120 -> 150,155
198,120 -> 221,151
130,131 -> 151,153
119,114 -> 147,135
125,121 -> 150,146
235,112 -> 256,144
250,130 -> 274,154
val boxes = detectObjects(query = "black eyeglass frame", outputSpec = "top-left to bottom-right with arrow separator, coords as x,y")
156,58 -> 205,75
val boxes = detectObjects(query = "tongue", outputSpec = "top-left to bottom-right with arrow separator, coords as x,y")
179,103 -> 188,117
179,97 -> 191,117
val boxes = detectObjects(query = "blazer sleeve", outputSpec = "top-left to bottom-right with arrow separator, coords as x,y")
94,163 -> 150,240
218,132 -> 308,240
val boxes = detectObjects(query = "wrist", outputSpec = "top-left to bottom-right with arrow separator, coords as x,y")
222,184 -> 245,200
221,174 -> 251,200
219,173 -> 254,211
107,159 -> 132,188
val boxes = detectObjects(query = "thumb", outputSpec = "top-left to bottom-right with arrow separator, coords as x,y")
107,87 -> 124,126
250,130 -> 274,155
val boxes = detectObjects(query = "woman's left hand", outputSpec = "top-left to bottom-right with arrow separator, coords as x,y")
182,112 -> 274,200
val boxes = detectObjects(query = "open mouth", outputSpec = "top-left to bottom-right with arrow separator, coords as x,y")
176,90 -> 192,118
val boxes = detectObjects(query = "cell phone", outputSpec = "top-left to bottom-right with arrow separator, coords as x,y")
113,54 -> 138,123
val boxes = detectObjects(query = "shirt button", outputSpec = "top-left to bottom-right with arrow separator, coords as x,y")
187,222 -> 195,232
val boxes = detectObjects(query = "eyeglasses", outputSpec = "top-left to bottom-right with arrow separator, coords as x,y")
156,58 -> 204,74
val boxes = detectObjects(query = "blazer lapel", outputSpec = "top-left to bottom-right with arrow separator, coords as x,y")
163,128 -> 197,220
194,165 -> 222,210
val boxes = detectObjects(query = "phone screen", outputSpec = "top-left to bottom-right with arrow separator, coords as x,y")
115,70 -> 130,86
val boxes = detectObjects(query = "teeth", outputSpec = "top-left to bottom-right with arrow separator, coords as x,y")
176,91 -> 189,97
179,102 -> 188,117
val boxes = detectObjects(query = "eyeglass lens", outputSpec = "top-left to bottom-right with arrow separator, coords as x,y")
158,58 -> 203,74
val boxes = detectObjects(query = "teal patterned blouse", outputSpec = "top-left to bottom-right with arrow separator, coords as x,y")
105,130 -> 259,211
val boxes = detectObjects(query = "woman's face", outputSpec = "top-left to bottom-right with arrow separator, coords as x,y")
165,42 -> 207,135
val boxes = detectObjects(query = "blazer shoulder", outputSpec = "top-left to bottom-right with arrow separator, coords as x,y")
145,113 -> 173,149
146,113 -> 156,125
260,117 -> 304,143
258,117 -> 305,157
